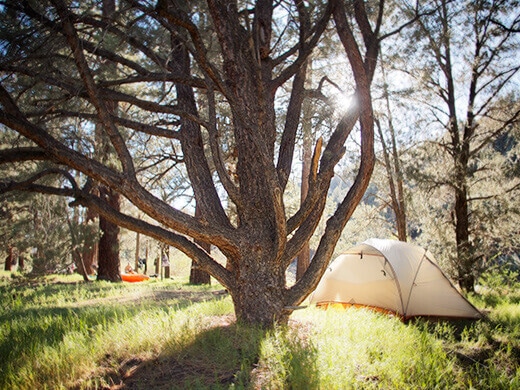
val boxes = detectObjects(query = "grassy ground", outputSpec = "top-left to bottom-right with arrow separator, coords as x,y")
1,270 -> 519,389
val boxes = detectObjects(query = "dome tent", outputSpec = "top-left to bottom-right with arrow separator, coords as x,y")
310,239 -> 482,319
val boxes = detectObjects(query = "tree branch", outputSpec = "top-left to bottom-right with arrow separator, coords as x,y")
271,1 -> 334,88
205,81 -> 241,205
0,86 -> 238,253
0,147 -> 50,164
52,0 -> 136,177
48,110 -> 181,140
0,175 -> 235,289
286,0 -> 376,307
156,0 -> 227,97
0,168 -> 79,194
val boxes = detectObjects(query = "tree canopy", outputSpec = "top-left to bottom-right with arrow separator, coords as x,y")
0,0 -> 398,326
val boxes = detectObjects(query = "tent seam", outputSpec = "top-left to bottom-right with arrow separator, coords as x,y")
403,248 -> 428,317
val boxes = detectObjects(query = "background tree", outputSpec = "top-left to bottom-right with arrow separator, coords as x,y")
374,57 -> 409,242
401,0 -> 520,290
0,191 -> 85,275
0,130 -> 95,275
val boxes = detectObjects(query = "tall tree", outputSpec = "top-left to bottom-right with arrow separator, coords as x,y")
374,60 -> 408,242
94,0 -> 122,282
403,0 -> 520,291
0,0 -> 423,326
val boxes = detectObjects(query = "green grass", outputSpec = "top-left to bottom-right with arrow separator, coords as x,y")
0,273 -> 231,389
1,271 -> 520,389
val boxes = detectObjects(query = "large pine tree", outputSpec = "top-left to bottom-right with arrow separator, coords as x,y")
0,0 -> 425,326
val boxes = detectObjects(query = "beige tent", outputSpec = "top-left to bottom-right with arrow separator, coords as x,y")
310,239 -> 482,319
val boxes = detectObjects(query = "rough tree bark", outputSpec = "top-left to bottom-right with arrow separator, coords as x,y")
93,0 -> 122,282
96,186 -> 121,282
296,86 -> 313,280
191,204 -> 211,285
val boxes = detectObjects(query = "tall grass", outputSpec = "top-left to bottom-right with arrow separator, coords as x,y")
1,272 -> 520,389
258,308 -> 457,389
0,274 -> 232,389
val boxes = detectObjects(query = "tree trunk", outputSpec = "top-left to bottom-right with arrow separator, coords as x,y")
134,232 -> 140,272
377,60 -> 408,241
190,204 -> 211,285
66,207 -> 91,282
96,186 -> 121,282
454,185 -> 474,292
153,244 -> 160,276
18,254 -> 24,271
80,197 -> 99,278
389,123 -> 407,242
144,241 -> 148,274
91,0 -> 120,283
190,250 -> 211,284
81,243 -> 97,277
0,0 -> 378,328
230,251 -> 288,327
4,246 -> 14,271
376,119 -> 407,242
162,245 -> 170,279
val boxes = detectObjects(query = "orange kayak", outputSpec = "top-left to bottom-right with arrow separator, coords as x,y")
121,273 -> 150,282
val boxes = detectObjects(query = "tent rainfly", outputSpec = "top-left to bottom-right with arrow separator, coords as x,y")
310,238 -> 482,319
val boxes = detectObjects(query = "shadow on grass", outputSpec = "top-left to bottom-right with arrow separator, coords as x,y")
0,287 -> 229,389
117,321 -> 320,390
118,323 -> 259,389
0,305 -> 140,385
0,278 -> 318,389
408,312 -> 520,388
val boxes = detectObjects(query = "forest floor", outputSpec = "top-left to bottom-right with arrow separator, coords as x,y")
1,272 -> 520,389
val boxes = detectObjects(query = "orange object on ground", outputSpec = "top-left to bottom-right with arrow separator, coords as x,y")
121,273 -> 150,282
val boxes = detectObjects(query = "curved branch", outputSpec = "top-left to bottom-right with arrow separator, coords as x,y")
11,0 -> 156,75
156,0 -> 227,96
469,180 -> 520,202
99,73 -> 206,89
490,15 -> 520,33
0,168 -> 79,193
205,82 -> 241,205
73,191 -> 235,290
379,3 -> 440,41
285,0 -> 376,307
271,1 -> 334,88
276,59 -> 308,189
52,0 -> 136,177
0,147 -> 49,164
0,88 -> 238,254
3,64 -> 209,130
0,176 -> 235,289
48,110 -> 181,139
